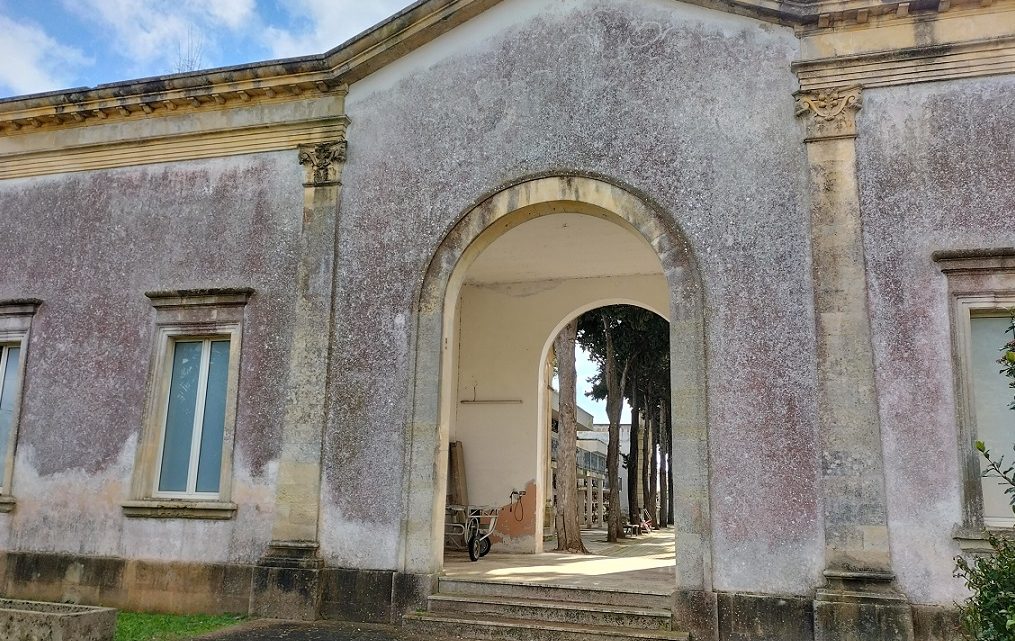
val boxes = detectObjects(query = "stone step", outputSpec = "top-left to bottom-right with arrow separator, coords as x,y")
428,593 -> 672,629
404,612 -> 689,641
437,578 -> 672,609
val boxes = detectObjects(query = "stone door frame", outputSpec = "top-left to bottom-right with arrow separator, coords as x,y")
400,174 -> 714,631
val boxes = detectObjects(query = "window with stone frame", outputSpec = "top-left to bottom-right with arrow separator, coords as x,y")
0,299 -> 39,512
123,288 -> 251,520
935,249 -> 1015,545
968,311 -> 1015,528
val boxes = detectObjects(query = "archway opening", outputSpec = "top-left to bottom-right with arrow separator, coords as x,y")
403,176 -> 709,603
437,209 -> 673,587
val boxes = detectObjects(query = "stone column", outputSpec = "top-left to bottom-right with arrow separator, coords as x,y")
251,135 -> 348,620
592,478 -> 600,527
795,87 -> 913,641
585,475 -> 594,529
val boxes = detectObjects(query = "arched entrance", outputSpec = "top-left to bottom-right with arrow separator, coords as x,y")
402,175 -> 710,605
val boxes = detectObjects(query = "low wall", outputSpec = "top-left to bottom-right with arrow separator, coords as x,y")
0,598 -> 116,641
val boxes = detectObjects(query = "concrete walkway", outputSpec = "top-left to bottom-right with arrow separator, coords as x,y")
192,620 -> 433,641
443,528 -> 676,594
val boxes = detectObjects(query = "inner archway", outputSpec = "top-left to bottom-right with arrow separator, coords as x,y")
402,176 -> 710,606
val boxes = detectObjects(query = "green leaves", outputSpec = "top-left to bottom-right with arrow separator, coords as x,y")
964,313 -> 1015,641
955,533 -> 1015,641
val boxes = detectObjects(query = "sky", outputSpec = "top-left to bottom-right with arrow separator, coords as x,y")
564,348 -> 633,425
0,0 -> 413,99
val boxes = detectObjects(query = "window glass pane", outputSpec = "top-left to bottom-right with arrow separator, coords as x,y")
0,346 -> 22,482
971,316 -> 1015,527
159,341 -> 202,493
195,340 -> 229,493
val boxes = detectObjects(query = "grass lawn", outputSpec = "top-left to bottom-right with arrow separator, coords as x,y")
115,612 -> 246,641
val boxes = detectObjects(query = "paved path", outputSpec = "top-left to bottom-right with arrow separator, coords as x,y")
444,527 -> 676,594
191,620 -> 436,641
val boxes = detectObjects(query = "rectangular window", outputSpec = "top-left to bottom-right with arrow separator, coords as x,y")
155,338 -> 230,498
0,344 -> 22,490
935,247 -> 1015,547
970,314 -> 1015,528
123,288 -> 250,520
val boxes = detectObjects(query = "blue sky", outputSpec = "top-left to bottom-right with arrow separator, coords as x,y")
564,348 -> 632,425
0,0 -> 412,98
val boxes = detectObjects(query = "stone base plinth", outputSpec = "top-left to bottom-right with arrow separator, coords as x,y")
250,541 -> 324,621
814,571 -> 914,641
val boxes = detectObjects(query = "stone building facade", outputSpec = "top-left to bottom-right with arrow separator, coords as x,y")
0,0 -> 1013,639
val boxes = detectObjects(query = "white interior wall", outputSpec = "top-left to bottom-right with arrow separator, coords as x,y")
451,274 -> 668,552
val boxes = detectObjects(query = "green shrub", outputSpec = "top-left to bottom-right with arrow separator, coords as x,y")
956,311 -> 1015,640
955,533 -> 1015,641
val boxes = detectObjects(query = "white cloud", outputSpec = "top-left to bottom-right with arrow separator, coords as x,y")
63,0 -> 259,75
265,0 -> 411,59
0,15 -> 92,96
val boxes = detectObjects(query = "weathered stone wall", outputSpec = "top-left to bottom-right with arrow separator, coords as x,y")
332,0 -> 821,595
0,152 -> 302,564
856,75 -> 1015,605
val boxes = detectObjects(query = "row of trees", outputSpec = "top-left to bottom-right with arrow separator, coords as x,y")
553,305 -> 672,550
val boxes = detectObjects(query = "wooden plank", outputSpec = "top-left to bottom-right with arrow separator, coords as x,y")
448,441 -> 469,506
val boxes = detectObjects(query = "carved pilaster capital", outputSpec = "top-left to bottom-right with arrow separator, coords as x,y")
298,140 -> 347,186
795,86 -> 862,141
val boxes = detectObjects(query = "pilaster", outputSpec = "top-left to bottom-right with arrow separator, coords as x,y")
252,137 -> 347,621
795,86 -> 914,641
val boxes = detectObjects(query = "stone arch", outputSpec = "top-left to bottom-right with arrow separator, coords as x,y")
401,175 -> 710,604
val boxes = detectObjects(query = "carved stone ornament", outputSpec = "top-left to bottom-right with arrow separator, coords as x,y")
795,86 -> 862,141
298,140 -> 347,185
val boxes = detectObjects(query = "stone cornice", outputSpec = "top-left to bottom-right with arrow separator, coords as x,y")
796,35 -> 1015,91
2,0 -> 1009,137
0,67 -> 347,137
0,0 -> 502,139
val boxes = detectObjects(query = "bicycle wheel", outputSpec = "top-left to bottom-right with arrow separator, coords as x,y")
468,532 -> 481,561
478,537 -> 491,558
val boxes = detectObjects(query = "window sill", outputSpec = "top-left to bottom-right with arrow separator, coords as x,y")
122,499 -> 237,520
0,495 -> 16,513
954,525 -> 1015,553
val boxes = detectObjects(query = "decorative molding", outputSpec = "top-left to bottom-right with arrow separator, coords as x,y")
298,140 -> 347,186
145,288 -> 254,309
0,300 -> 42,318
791,0 -> 1000,32
954,525 -> 1015,554
0,81 -> 347,138
0,116 -> 348,180
933,247 -> 1015,274
121,500 -> 238,520
794,86 -> 862,141
795,35 -> 1015,91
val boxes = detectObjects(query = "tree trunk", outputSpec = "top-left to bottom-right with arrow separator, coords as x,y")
627,376 -> 640,525
648,404 -> 659,527
641,391 -> 653,524
658,399 -> 670,528
602,316 -> 628,542
553,320 -> 589,554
